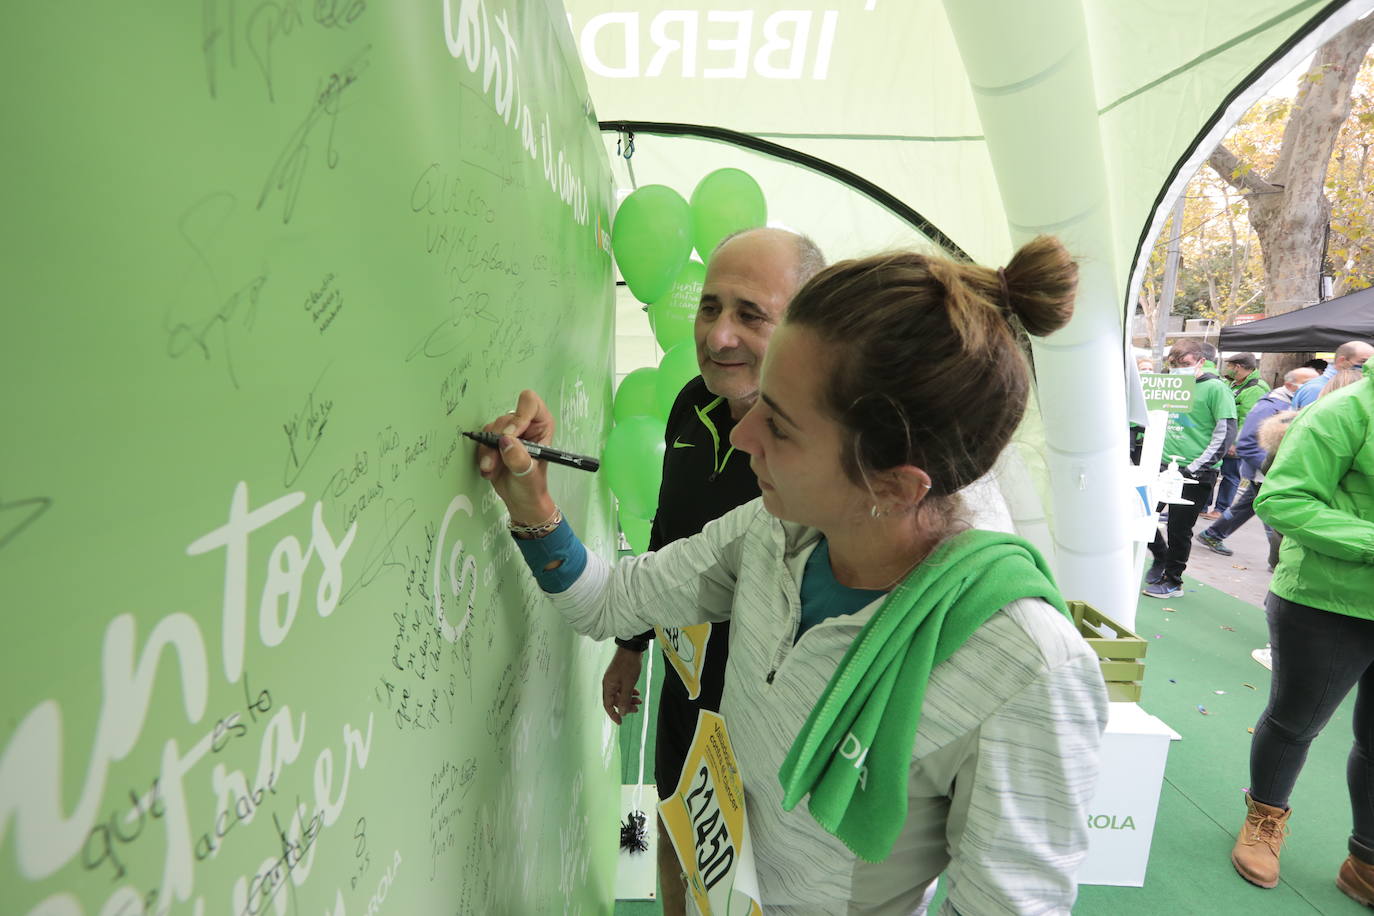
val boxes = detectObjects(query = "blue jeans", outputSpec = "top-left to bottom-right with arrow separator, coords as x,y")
1212,455 -> 1241,512
1203,479 -> 1272,538
1250,593 -> 1374,856
1203,480 -> 1283,567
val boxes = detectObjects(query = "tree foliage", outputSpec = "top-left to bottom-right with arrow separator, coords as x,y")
1138,22 -> 1374,379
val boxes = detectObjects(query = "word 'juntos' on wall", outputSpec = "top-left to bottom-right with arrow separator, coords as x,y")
1,483 -> 374,916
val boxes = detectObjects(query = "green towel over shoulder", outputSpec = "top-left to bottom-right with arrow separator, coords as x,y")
778,528 -> 1070,862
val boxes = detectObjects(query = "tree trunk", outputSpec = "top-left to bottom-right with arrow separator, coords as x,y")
1208,16 -> 1374,381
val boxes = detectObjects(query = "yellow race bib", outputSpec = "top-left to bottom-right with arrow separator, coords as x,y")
655,623 -> 713,699
658,711 -> 763,915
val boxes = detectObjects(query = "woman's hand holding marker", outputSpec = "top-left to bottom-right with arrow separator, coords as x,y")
475,389 -> 558,527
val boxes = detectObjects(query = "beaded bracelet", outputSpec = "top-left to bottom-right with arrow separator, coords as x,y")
507,506 -> 562,539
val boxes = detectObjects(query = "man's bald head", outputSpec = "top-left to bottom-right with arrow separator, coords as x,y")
1284,367 -> 1319,391
712,227 -> 826,298
1334,340 -> 1374,370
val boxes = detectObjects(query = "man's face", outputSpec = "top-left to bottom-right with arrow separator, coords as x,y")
1165,350 -> 1202,374
1224,362 -> 1252,382
694,232 -> 799,409
1337,344 -> 1374,371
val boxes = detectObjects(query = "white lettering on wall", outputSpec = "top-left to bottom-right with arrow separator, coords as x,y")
754,12 -> 810,79
573,9 -> 844,81
442,0 -> 590,226
1,483 -> 360,914
186,484 -> 355,685
580,12 -> 639,77
645,12 -> 698,77
812,10 -> 839,80
433,495 -> 480,644
703,11 -> 753,79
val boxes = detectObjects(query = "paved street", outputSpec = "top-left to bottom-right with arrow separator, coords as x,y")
1173,504 -> 1274,609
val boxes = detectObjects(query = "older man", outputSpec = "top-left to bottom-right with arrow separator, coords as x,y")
1292,340 -> 1374,409
602,226 -> 824,915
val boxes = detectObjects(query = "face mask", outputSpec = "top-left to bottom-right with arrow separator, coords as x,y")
1171,366 -> 1194,376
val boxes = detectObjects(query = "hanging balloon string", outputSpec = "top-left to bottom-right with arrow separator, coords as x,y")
619,648 -> 653,853
632,647 -> 653,813
616,129 -> 638,190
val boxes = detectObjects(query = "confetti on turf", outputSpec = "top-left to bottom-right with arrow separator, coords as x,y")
1215,690 -> 1226,695
1163,606 -> 1176,613
1154,634 -> 1163,639
1220,625 -> 1236,631
1243,683 -> 1256,690
1169,679 -> 1177,684
1197,705 -> 1210,715
1232,565 -> 1248,570
1247,727 -> 1254,734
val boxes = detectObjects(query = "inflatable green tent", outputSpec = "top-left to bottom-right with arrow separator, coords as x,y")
567,0 -> 1374,624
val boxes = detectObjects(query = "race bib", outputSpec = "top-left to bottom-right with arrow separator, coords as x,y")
658,711 -> 763,915
655,623 -> 712,699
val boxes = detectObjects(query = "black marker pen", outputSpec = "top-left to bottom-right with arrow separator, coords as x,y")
462,431 -> 601,472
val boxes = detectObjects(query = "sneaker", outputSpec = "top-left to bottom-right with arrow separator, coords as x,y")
1196,531 -> 1235,556
1145,562 -> 1166,585
1252,647 -> 1273,671
1201,510 -> 1223,520
1142,579 -> 1183,599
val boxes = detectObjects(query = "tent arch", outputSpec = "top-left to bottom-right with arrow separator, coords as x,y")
1124,1 -> 1374,335
599,119 -> 971,258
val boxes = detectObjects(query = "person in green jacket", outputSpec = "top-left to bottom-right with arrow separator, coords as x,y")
1205,352 -> 1266,518
1142,339 -> 1237,599
1232,362 -> 1374,904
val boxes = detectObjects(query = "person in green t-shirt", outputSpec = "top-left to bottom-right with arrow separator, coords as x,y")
1206,352 -> 1266,518
1144,339 -> 1238,598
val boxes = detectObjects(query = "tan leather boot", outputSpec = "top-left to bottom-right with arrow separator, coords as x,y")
1337,855 -> 1374,906
1231,794 -> 1290,888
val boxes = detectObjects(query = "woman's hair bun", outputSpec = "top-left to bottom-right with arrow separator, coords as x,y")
1001,236 -> 1077,337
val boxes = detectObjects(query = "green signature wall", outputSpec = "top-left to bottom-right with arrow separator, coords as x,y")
0,2 -> 619,913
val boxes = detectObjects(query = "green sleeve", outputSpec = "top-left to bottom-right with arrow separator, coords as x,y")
1235,383 -> 1264,425
1212,381 -> 1238,421
1254,401 -> 1374,564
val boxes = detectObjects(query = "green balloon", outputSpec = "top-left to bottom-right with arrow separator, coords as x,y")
602,417 -> 667,520
620,512 -> 653,555
655,341 -> 700,418
690,168 -> 767,264
613,367 -> 660,423
646,259 -> 705,351
612,185 -> 692,304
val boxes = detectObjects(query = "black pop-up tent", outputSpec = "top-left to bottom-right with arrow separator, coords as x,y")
1220,285 -> 1374,351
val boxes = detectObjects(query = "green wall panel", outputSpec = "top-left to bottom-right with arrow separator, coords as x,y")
1,2 -> 619,914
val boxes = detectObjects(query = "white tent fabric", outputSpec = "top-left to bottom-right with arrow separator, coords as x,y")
569,0 -> 1374,622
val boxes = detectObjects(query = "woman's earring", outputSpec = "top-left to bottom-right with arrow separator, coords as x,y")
870,505 -> 883,519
